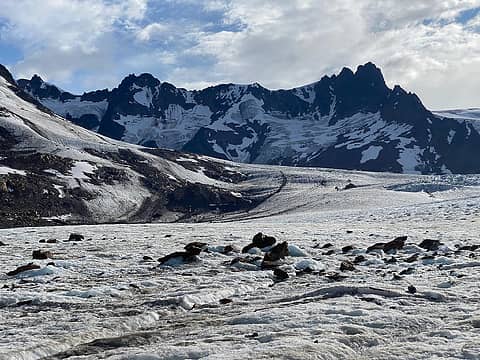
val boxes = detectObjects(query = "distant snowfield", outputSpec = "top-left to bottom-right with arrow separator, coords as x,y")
1,167 -> 480,359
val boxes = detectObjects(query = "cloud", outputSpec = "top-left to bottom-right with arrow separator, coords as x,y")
0,0 -> 149,90
0,0 -> 479,108
190,0 -> 480,108
136,23 -> 170,42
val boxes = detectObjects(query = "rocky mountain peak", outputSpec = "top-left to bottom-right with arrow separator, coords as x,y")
12,62 -> 480,174
0,64 -> 16,86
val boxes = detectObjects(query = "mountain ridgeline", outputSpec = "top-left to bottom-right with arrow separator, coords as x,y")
17,62 -> 480,174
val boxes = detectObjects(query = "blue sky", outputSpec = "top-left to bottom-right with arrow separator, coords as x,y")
0,0 -> 479,109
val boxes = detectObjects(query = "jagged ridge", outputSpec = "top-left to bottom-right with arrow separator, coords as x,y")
16,62 -> 480,174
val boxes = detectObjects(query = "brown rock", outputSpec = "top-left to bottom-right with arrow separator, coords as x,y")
32,250 -> 53,260
340,260 -> 355,272
7,263 -> 40,276
263,241 -> 289,262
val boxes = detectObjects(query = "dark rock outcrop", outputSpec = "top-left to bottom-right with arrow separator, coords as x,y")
418,239 -> 442,251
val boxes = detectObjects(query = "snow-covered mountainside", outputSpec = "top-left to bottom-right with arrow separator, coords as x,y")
434,108 -> 480,131
18,63 -> 480,174
0,65 -> 274,228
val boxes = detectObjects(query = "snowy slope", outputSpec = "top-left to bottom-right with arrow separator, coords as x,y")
0,65 -> 265,227
434,108 -> 480,132
18,63 -> 480,175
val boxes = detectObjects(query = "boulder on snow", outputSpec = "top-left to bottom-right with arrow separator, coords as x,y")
418,239 -> 442,251
342,245 -> 355,254
457,244 -> 480,252
367,236 -> 407,253
32,250 -> 53,260
7,263 -> 41,276
353,255 -> 367,264
222,245 -> 238,254
343,182 -> 357,190
158,251 -> 198,266
264,241 -> 289,262
184,242 -> 208,255
67,233 -> 84,242
384,236 -> 407,252
273,268 -> 289,281
340,260 -> 355,272
242,232 -> 277,253
366,242 -> 384,253
0,241 -> 6,246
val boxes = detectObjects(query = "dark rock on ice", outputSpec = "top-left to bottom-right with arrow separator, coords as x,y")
367,236 -> 407,253
32,250 -> 53,260
340,260 -> 355,272
263,241 -> 289,262
385,257 -> 397,264
184,242 -> 208,255
457,244 -> 480,251
400,267 -> 415,275
220,244 -> 238,254
323,249 -> 335,256
384,236 -> 407,252
343,183 -> 357,190
67,233 -> 84,242
7,263 -> 40,276
418,239 -> 442,251
158,251 -> 198,265
273,268 -> 289,281
404,254 -> 419,263
342,245 -> 355,253
326,272 -> 348,282
0,241 -> 6,246
407,285 -> 417,294
366,242 -> 385,253
142,255 -> 153,261
242,232 -> 277,253
219,298 -> 232,305
353,255 -> 367,264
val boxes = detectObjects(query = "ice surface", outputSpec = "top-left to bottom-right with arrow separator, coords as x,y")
1,166 -> 480,359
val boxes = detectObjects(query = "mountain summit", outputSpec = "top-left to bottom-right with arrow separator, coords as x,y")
18,63 -> 480,174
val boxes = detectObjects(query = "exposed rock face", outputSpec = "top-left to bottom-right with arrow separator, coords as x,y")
18,62 -> 480,174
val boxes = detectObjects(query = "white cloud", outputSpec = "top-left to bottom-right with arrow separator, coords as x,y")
0,0 -> 149,88
190,0 -> 480,108
136,23 -> 170,42
0,0 -> 479,109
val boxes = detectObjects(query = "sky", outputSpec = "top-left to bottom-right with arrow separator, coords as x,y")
0,0 -> 479,110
